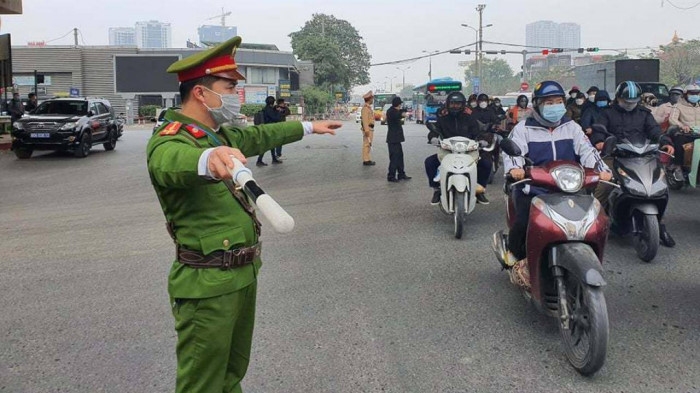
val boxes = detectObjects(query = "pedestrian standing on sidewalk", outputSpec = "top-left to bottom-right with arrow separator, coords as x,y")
360,90 -> 376,165
146,36 -> 341,393
386,96 -> 411,182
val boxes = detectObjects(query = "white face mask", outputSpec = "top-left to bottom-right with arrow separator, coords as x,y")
202,86 -> 242,125
469,101 -> 477,108
588,95 -> 596,102
575,98 -> 585,106
479,102 -> 488,109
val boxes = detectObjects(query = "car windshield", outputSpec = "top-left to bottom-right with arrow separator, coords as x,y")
33,101 -> 88,116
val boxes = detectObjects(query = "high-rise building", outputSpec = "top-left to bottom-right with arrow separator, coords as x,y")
108,27 -> 136,46
558,23 -> 581,50
198,25 -> 237,46
135,20 -> 172,49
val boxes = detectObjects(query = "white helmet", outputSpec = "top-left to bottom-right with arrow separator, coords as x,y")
684,84 -> 700,95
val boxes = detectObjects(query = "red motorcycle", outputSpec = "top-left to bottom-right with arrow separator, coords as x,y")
492,138 -> 612,375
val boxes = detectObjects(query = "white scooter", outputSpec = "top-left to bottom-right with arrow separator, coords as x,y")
434,136 -> 495,238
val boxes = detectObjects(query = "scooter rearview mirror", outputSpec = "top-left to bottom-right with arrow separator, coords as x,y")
500,138 -> 522,157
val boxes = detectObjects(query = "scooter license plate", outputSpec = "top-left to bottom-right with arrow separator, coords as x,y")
30,133 -> 50,138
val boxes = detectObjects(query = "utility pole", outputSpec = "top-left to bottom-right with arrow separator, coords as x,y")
73,28 -> 78,46
396,66 -> 411,91
476,4 -> 486,92
521,50 -> 528,83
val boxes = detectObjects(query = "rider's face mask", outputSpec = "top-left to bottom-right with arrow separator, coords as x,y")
469,101 -> 477,108
575,98 -> 585,106
687,94 -> 700,104
539,100 -> 566,123
588,94 -> 596,102
478,101 -> 488,109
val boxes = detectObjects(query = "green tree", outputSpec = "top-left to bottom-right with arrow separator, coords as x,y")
301,86 -> 333,117
463,58 -> 520,95
656,39 -> 700,87
290,14 -> 371,90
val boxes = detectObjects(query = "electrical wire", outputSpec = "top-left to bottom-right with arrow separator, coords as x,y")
45,29 -> 75,44
78,29 -> 87,45
370,41 -> 478,67
664,0 -> 700,10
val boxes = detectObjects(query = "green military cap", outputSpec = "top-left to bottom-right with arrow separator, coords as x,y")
167,36 -> 246,82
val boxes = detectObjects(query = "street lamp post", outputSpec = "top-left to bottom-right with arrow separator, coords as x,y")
421,50 -> 438,81
396,65 -> 411,91
385,76 -> 396,92
461,22 -> 492,93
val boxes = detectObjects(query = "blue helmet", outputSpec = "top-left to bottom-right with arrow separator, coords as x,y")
615,81 -> 642,100
533,81 -> 565,105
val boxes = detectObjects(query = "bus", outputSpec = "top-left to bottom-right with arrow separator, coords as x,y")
413,78 -> 463,124
373,93 -> 396,121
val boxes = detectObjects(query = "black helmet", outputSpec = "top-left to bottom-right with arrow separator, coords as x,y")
446,92 -> 467,114
614,81 -> 642,101
477,93 -> 489,102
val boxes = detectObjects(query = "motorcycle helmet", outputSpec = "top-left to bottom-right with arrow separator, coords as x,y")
446,91 -> 467,114
533,80 -> 566,107
669,85 -> 684,95
614,81 -> 642,101
684,84 -> 700,95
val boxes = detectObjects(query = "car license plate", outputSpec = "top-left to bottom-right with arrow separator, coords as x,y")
30,133 -> 50,138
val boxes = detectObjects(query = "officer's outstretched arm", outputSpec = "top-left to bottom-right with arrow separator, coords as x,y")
220,121 -> 305,157
147,138 -> 213,188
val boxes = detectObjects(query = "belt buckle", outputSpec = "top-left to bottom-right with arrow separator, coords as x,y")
221,249 -> 243,270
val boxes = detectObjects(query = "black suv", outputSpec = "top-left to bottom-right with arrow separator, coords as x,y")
11,97 -> 119,159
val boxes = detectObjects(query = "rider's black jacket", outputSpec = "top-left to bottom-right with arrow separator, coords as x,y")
434,108 -> 483,140
471,106 -> 499,127
590,103 -> 671,146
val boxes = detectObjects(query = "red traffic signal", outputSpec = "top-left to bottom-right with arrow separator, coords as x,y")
542,49 -> 549,55
551,48 -> 564,53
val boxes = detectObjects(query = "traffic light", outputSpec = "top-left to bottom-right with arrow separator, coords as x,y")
542,49 -> 549,55
465,49 -> 471,55
550,48 -> 564,53
577,48 -> 585,53
449,49 -> 462,54
36,74 -> 45,84
586,47 -> 599,52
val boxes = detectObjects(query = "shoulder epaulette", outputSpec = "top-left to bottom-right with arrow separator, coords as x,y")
184,124 -> 207,138
159,121 -> 182,136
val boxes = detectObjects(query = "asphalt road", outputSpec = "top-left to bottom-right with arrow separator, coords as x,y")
1,121 -> 699,393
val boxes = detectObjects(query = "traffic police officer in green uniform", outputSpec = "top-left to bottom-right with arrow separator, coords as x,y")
147,36 -> 341,393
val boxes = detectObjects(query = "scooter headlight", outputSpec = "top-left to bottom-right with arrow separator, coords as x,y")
453,141 -> 468,153
551,165 -> 584,193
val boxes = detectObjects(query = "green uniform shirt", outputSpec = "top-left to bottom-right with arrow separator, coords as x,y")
147,109 -> 303,299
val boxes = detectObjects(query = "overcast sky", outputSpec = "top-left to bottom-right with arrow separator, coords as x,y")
1,0 -> 698,94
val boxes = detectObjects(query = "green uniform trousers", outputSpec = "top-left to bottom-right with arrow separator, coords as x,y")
171,281 -> 257,393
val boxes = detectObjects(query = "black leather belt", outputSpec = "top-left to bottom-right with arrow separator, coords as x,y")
177,242 -> 262,270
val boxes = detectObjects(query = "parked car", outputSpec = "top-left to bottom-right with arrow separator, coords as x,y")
11,97 -> 118,159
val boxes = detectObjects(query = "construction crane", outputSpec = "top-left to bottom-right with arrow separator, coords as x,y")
207,7 -> 231,27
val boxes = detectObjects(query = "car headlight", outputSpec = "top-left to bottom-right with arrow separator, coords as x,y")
12,121 -> 23,130
551,165 -> 584,193
59,122 -> 78,130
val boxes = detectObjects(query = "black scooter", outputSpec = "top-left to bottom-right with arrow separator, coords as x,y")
601,132 -> 670,262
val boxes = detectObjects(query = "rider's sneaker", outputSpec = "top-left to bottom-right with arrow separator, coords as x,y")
433,168 -> 441,183
431,189 -> 441,205
476,193 -> 490,205
660,224 -> 676,248
503,251 -> 518,268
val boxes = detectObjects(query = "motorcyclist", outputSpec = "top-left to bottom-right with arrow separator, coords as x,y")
472,93 -> 500,127
424,91 -> 493,205
502,81 -> 612,284
506,94 -> 532,131
668,84 -> 700,177
467,93 -> 478,110
590,81 -> 676,247
565,91 -> 586,124
580,90 -> 611,135
654,85 -> 683,132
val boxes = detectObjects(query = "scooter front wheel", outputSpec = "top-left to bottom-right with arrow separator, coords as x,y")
454,191 -> 465,239
633,213 -> 659,262
559,276 -> 609,376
